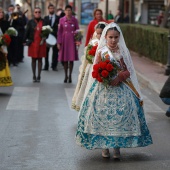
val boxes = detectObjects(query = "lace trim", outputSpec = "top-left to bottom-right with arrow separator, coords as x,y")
0,76 -> 13,85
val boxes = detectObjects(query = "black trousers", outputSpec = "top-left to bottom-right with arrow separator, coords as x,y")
44,45 -> 58,69
17,36 -> 24,62
7,36 -> 18,65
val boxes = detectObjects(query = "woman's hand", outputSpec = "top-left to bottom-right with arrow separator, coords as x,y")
111,76 -> 120,86
57,44 -> 61,50
75,41 -> 81,46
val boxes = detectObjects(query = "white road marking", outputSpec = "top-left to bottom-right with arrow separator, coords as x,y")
65,88 -> 76,112
6,87 -> 39,111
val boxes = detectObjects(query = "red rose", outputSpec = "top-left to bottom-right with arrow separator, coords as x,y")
88,49 -> 95,56
88,45 -> 98,56
106,63 -> 114,71
97,76 -> 103,82
93,64 -> 100,71
2,34 -> 11,45
105,59 -> 111,63
92,71 -> 98,78
99,62 -> 107,70
101,70 -> 109,78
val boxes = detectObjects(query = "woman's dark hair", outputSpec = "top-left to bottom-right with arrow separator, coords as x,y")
96,23 -> 106,30
65,5 -> 72,11
106,27 -> 120,35
0,7 -> 5,20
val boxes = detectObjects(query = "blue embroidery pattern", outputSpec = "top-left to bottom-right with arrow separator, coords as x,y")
75,81 -> 153,150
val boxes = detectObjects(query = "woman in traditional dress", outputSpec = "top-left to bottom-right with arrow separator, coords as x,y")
73,22 -> 107,111
85,9 -> 107,46
76,23 -> 152,159
0,7 -> 13,87
24,7 -> 46,82
57,5 -> 80,83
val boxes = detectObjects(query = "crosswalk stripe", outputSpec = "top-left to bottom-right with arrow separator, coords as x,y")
6,87 -> 39,111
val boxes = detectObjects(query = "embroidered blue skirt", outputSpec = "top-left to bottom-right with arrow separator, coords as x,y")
75,80 -> 153,149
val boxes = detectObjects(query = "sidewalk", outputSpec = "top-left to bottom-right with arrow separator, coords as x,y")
131,51 -> 168,94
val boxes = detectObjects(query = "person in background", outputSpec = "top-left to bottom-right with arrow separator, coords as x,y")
160,76 -> 170,117
107,10 -> 114,20
85,8 -> 107,46
72,22 -> 107,111
15,4 -> 27,63
43,4 -> 59,71
24,7 -> 46,82
5,4 -> 18,66
114,9 -> 123,23
0,7 -> 9,34
57,5 -> 80,83
123,13 -> 130,23
56,8 -> 65,19
0,7 -> 13,87
157,11 -> 164,26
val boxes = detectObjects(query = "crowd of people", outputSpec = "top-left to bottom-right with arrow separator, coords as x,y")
1,4 -> 163,160
0,3 -> 79,84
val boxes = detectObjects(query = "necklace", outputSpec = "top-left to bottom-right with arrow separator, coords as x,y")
107,44 -> 118,52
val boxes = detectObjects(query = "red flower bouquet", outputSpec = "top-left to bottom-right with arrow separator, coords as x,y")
92,59 -> 118,87
86,45 -> 98,64
0,34 -> 11,46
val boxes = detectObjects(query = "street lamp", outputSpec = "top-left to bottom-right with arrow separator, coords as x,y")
165,16 -> 170,75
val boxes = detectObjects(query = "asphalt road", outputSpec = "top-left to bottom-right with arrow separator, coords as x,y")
0,41 -> 170,170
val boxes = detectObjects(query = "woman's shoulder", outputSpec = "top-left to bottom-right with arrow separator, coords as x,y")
71,16 -> 78,22
89,19 -> 97,25
59,16 -> 66,22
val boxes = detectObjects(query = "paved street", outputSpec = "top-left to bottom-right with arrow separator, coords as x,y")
0,38 -> 170,170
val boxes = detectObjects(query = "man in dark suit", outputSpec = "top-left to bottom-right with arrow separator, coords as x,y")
114,9 -> 123,23
15,4 -> 27,63
43,4 -> 59,71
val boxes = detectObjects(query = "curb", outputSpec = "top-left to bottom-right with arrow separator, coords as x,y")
136,71 -> 161,94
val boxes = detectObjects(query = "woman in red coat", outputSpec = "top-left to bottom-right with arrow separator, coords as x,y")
85,9 -> 107,46
24,7 -> 46,82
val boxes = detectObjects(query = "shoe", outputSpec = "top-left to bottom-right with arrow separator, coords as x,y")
37,76 -> 41,82
64,77 -> 68,83
33,76 -> 36,82
69,76 -> 72,83
43,68 -> 48,71
52,68 -> 58,71
166,111 -> 170,117
102,149 -> 110,158
113,148 -> 120,159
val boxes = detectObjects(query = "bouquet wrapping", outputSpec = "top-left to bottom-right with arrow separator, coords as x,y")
92,59 -> 118,88
5,27 -> 18,37
40,25 -> 53,45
